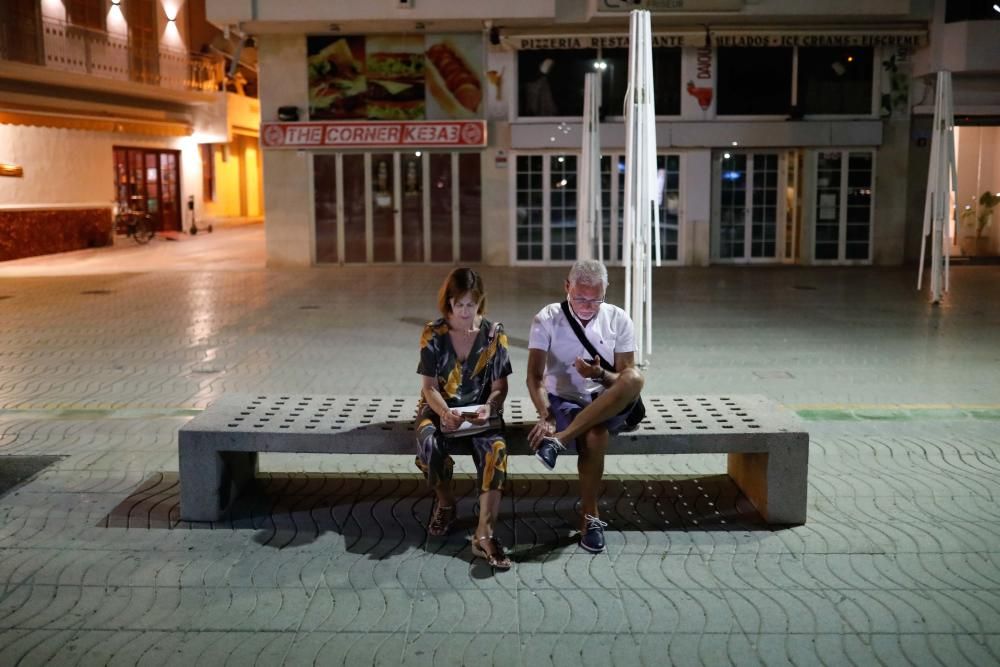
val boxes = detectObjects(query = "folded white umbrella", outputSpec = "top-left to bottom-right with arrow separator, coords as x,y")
623,9 -> 659,365
577,71 -> 602,261
917,70 -> 957,305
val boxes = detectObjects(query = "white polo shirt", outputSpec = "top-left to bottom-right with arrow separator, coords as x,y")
528,301 -> 636,404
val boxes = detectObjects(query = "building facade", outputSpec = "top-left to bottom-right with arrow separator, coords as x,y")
0,0 -> 262,261
206,0 -> 997,268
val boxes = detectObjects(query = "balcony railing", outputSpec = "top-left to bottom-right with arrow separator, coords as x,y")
0,17 -> 223,93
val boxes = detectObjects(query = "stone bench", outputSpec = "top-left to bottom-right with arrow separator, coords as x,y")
178,394 -> 809,524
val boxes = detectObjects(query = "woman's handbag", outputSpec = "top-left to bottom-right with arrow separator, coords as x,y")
560,301 -> 646,430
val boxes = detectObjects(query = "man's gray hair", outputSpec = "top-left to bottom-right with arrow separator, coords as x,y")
567,260 -> 608,290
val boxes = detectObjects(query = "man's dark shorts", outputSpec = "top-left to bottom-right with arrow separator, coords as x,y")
547,392 -> 638,451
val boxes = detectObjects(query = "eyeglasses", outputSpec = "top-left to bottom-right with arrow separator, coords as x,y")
568,295 -> 604,307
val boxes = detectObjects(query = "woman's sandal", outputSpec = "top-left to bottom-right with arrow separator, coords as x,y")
471,535 -> 512,570
427,503 -> 456,536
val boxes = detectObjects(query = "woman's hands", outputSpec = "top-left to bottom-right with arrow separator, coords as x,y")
470,403 -> 491,425
439,409 -> 464,431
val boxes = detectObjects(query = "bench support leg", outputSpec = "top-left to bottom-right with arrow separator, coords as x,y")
728,442 -> 807,525
179,443 -> 258,522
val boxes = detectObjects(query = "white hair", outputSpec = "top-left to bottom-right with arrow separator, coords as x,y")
567,260 -> 608,290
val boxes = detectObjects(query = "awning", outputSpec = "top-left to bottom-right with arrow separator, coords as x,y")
0,108 -> 192,137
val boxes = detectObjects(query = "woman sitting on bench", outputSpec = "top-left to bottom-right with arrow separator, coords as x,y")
415,268 -> 513,570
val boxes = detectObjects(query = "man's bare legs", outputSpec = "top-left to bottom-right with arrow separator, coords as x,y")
552,367 -> 644,445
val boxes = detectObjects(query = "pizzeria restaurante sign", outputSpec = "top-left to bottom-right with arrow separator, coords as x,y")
261,120 -> 487,149
511,29 -> 925,50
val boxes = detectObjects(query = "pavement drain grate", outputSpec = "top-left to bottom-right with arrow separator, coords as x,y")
0,455 -> 64,498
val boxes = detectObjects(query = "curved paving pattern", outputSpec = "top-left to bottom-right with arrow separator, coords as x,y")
0,247 -> 999,665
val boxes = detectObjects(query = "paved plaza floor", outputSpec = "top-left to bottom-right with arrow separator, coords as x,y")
0,225 -> 998,665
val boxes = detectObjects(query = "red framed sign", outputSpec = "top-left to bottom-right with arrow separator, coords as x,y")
261,120 -> 487,149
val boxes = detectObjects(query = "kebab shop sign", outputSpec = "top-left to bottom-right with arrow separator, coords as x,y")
262,120 -> 486,149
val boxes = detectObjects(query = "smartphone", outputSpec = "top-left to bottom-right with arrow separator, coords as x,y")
460,411 -> 480,418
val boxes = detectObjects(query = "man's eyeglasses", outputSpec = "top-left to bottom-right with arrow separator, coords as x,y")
568,296 -> 604,307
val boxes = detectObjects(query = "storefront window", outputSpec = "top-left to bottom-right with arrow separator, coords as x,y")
518,49 -> 597,117
601,48 -> 682,117
717,47 -> 793,115
797,47 -> 873,115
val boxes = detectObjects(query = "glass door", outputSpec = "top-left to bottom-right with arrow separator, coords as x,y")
656,155 -> 681,262
112,147 -> 181,233
314,151 -> 481,264
400,152 -> 424,262
342,154 -> 366,262
713,151 -> 782,262
517,152 -> 684,265
371,153 -> 396,263
159,152 -> 180,231
812,150 -> 874,263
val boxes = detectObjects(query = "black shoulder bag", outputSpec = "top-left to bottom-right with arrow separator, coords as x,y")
560,301 -> 645,430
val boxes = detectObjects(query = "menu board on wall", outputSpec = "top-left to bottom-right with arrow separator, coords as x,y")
307,34 -> 484,121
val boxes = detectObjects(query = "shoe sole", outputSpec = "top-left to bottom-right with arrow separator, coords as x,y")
535,452 -> 555,471
579,540 -> 605,554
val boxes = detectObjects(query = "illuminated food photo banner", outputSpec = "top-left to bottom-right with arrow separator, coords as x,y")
307,34 -> 484,121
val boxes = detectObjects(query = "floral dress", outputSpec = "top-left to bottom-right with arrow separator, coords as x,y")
415,317 -> 513,492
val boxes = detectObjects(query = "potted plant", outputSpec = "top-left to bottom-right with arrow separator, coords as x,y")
960,190 -> 1000,256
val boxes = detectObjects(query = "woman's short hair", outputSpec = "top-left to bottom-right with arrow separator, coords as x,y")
567,259 -> 608,290
437,267 -> 486,317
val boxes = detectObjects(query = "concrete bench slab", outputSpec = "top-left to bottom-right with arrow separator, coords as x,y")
178,394 -> 808,525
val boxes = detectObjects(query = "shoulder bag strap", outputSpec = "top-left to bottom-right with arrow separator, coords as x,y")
560,301 -> 614,372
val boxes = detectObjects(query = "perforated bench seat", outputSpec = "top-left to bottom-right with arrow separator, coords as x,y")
178,394 -> 809,524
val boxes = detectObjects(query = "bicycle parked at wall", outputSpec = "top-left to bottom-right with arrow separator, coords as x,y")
113,199 -> 155,245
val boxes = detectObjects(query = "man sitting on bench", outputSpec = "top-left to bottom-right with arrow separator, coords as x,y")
526,259 -> 645,553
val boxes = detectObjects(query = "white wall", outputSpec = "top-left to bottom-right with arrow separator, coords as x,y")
0,123 -> 201,222
955,126 -> 1000,253
258,33 -> 312,266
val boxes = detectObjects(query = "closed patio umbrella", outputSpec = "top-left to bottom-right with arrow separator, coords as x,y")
917,70 -> 957,305
622,9 -> 659,365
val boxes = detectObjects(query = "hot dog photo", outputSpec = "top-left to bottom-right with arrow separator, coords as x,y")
424,34 -> 484,120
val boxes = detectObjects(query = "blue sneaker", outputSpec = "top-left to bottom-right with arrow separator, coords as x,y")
535,436 -> 565,471
580,514 -> 608,553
